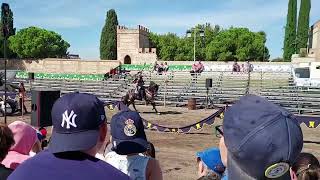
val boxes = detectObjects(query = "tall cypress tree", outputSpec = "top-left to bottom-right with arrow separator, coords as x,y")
0,3 -> 16,58
283,0 -> 297,61
100,9 -> 118,60
297,0 -> 311,52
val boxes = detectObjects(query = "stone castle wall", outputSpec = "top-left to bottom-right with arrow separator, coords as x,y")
0,59 -> 120,74
117,25 -> 157,65
309,21 -> 320,59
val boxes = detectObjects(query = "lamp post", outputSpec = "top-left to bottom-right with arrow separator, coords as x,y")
186,27 -> 205,62
1,3 -> 10,124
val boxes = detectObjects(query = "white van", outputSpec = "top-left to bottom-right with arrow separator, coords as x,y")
292,62 -> 320,87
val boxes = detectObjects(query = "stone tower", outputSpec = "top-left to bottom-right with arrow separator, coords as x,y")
309,20 -> 320,59
117,25 -> 157,64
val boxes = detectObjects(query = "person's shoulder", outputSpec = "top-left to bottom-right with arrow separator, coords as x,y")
8,151 -> 53,180
147,158 -> 160,169
146,158 -> 163,180
9,151 -> 130,180
94,160 -> 131,179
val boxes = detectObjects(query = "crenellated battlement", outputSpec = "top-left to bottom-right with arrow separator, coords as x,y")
117,25 -> 128,30
137,25 -> 150,33
117,24 -> 158,64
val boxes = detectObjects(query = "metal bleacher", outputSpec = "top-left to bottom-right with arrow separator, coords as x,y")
14,69 -> 320,116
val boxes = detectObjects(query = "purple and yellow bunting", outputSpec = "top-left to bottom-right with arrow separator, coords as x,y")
108,101 -> 320,133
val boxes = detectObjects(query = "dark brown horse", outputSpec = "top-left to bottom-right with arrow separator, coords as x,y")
122,81 -> 160,114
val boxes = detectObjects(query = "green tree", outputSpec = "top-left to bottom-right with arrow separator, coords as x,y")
297,0 -> 311,51
0,3 -> 16,58
8,26 -> 70,58
283,0 -> 297,61
150,23 -> 220,61
100,9 -> 118,60
205,28 -> 269,61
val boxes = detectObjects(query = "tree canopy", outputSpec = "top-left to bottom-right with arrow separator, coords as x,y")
206,28 -> 269,61
150,24 -> 269,61
8,26 -> 70,58
100,9 -> 118,60
297,0 -> 311,52
0,3 -> 16,58
283,0 -> 297,61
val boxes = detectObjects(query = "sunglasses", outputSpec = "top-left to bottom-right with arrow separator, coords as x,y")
215,125 -> 223,138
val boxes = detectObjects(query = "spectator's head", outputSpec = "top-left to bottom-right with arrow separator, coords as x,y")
144,141 -> 156,158
291,152 -> 320,180
1,121 -> 37,169
49,92 -> 107,156
222,95 -> 303,179
196,147 -> 225,178
110,111 -> 148,155
0,124 -> 14,161
19,82 -> 24,87
165,62 -> 167,65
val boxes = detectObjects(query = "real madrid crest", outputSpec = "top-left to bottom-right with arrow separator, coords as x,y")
265,162 -> 290,178
124,119 -> 137,137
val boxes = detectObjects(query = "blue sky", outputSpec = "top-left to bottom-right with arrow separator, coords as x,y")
4,0 -> 320,60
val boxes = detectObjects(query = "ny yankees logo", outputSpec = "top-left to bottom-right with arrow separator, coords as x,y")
61,110 -> 77,129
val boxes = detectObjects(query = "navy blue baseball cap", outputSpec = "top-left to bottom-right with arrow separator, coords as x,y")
110,110 -> 148,155
49,92 -> 106,153
223,95 -> 303,179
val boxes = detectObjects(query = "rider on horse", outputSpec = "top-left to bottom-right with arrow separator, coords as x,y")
133,75 -> 145,100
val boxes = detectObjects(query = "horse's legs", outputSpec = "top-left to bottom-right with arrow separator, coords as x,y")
151,102 -> 160,114
132,101 -> 138,112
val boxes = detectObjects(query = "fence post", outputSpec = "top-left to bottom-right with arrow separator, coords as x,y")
260,70 -> 263,95
164,78 -> 167,107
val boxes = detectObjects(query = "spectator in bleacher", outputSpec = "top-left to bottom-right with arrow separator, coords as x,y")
110,68 -> 117,77
157,63 -> 165,74
240,64 -> 245,72
0,124 -> 15,180
232,61 -> 240,72
18,82 -> 28,114
105,110 -> 163,180
163,62 -> 169,73
1,121 -> 37,170
8,93 -> 130,180
220,95 -> 303,179
153,61 -> 159,72
246,61 -> 254,72
196,147 -> 225,179
291,152 -> 320,180
190,60 -> 204,76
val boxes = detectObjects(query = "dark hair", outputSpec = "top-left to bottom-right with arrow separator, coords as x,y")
292,153 -> 320,180
145,141 -> 155,158
0,124 -> 15,160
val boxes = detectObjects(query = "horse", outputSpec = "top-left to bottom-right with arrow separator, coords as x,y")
122,81 -> 160,114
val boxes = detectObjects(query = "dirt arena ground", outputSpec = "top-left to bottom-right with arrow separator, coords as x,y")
1,103 -> 319,180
